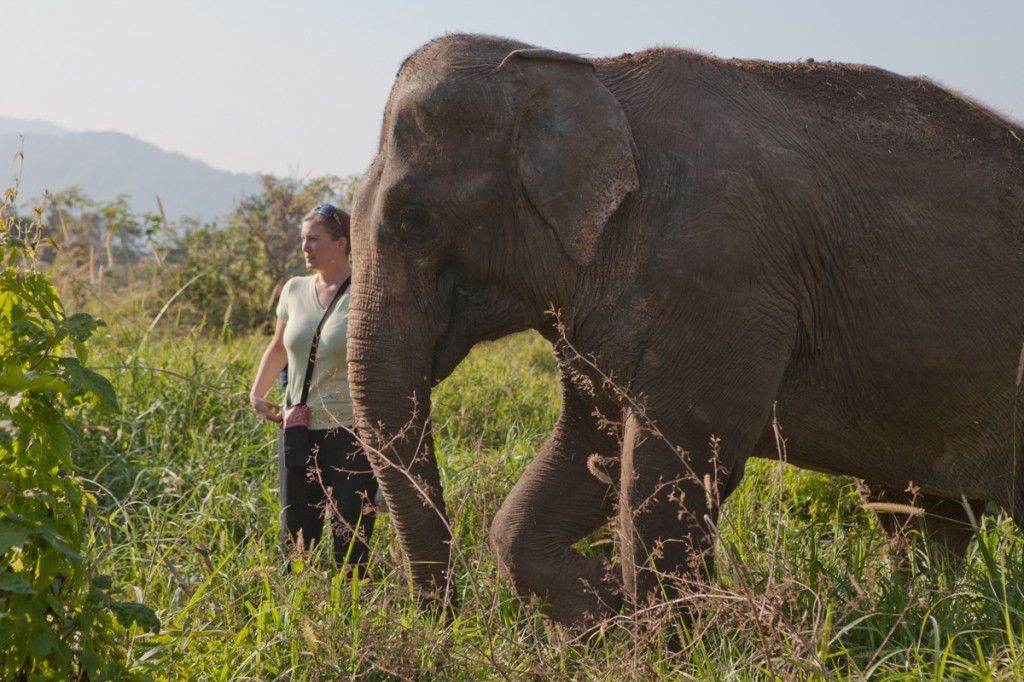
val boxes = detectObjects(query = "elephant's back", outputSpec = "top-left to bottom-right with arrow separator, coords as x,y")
720,57 -> 1023,180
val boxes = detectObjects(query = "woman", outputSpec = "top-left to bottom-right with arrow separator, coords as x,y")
250,203 -> 378,574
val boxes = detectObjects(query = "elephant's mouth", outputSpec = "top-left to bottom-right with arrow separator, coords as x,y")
430,326 -> 472,385
429,275 -> 537,384
426,272 -> 480,385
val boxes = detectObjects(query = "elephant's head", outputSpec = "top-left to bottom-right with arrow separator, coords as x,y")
347,34 -> 639,603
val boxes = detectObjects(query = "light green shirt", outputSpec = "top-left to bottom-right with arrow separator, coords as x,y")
277,275 -> 352,430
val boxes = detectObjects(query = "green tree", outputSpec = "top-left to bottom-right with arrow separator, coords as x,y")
168,173 -> 354,334
231,174 -> 347,304
37,189 -> 145,270
37,187 -> 100,269
171,219 -> 269,333
96,195 -> 143,267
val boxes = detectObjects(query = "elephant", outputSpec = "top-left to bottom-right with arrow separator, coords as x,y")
347,33 -> 1024,629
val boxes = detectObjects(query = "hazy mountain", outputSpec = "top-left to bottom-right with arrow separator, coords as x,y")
0,117 -> 70,137
1,117 -> 259,223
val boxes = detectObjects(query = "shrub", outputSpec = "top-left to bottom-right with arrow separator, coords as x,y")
0,193 -> 158,680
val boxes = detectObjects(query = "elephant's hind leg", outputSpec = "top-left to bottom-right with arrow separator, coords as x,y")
619,410 -> 726,617
859,481 -> 986,559
490,387 -> 622,628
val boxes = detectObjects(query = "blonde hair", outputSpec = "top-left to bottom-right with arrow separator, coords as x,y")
303,203 -> 350,253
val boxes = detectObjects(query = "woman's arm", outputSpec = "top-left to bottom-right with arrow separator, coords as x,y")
250,319 -> 288,423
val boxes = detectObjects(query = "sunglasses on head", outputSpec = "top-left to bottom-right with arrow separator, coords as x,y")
314,203 -> 339,220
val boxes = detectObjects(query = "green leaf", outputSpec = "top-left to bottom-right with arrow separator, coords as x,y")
0,514 -> 82,562
92,574 -> 114,590
34,524 -> 82,562
37,411 -> 72,461
0,569 -> 35,595
109,601 -> 161,634
63,312 -> 104,344
57,358 -> 119,411
27,629 -> 56,658
0,518 -> 33,555
34,548 -> 65,590
0,369 -> 70,394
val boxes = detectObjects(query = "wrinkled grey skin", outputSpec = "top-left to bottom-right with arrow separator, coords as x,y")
348,33 -> 1024,627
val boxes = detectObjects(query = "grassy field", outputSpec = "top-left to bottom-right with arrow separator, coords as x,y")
66,298 -> 1024,680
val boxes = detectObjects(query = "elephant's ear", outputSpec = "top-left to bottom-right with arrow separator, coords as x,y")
499,48 -> 640,267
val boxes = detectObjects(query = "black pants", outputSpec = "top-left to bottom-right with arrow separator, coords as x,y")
277,427 -> 378,570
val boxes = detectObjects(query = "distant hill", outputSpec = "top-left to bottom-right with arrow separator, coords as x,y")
0,117 -> 70,137
1,117 -> 259,223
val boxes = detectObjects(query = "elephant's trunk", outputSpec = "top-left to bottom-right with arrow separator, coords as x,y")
347,300 -> 455,605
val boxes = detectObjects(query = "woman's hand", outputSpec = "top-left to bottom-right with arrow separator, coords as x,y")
250,320 -> 288,423
251,394 -> 283,423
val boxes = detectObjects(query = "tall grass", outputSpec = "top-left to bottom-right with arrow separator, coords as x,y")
69,300 -> 1024,679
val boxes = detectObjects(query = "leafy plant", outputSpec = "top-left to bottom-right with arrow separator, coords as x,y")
0,191 -> 158,680
168,220 -> 270,335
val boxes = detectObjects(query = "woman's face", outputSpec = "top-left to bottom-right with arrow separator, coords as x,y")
301,220 -> 347,271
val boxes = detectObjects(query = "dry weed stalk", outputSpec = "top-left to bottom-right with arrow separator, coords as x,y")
345,401 -> 521,680
544,306 -> 843,674
305,304 -> 945,678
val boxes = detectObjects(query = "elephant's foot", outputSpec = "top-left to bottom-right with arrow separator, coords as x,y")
408,557 -> 460,618
492,537 -> 623,627
415,581 -> 458,624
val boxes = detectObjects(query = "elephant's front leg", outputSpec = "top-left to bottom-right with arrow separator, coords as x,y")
490,384 -> 621,628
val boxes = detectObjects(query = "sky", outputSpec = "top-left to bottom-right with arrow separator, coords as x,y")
7,0 -> 1024,180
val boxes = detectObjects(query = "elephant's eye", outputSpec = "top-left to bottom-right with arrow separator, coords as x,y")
398,207 -> 432,240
